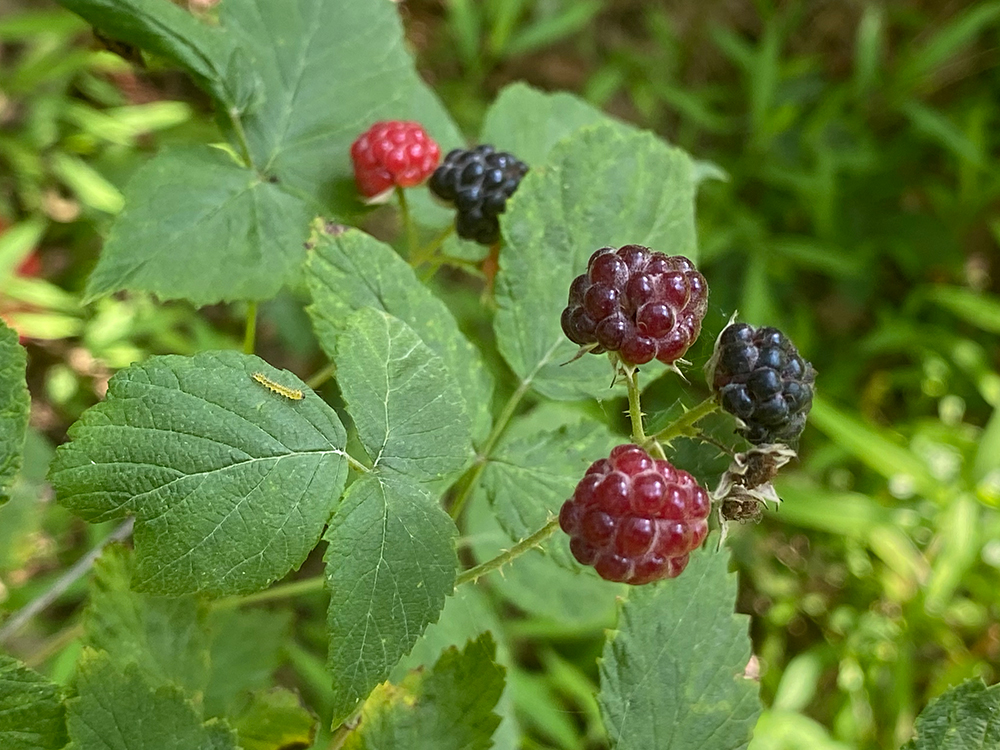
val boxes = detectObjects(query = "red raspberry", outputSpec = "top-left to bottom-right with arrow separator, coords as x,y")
560,245 -> 709,367
558,444 -> 710,585
350,121 -> 441,199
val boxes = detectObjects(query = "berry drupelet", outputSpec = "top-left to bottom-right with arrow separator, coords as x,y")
559,444 -> 710,585
428,145 -> 528,245
560,245 -> 709,367
350,121 -> 441,199
707,322 -> 816,445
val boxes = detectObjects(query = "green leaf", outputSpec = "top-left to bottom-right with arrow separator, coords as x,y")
494,124 -> 698,400
306,226 -> 493,444
344,634 -> 504,750
67,649 -> 238,750
0,655 -> 68,750
230,688 -> 317,750
903,679 -> 1000,749
598,547 -> 760,750
49,351 -> 349,596
75,0 -> 461,304
324,472 -> 457,725
57,0 -> 257,111
334,308 -> 473,489
204,608 -> 291,718
479,82 -> 630,166
925,285 -> 1000,335
85,146 -> 313,306
0,319 -> 29,505
482,419 -> 618,567
84,545 -> 211,695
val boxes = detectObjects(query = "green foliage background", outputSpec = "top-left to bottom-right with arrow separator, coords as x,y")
1,1 -> 1000,749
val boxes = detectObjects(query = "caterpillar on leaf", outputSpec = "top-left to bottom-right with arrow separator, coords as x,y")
252,372 -> 304,401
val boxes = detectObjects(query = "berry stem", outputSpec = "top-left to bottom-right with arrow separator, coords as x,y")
395,186 -> 418,260
624,367 -> 647,443
411,224 -> 455,268
306,361 -> 338,390
455,517 -> 560,587
243,301 -> 257,354
650,397 -> 720,443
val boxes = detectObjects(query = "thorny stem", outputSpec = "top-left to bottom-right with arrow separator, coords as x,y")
243,301 -> 257,354
448,376 -> 534,521
624,366 -> 646,443
396,187 -> 417,261
650,397 -> 719,444
455,517 -> 560,587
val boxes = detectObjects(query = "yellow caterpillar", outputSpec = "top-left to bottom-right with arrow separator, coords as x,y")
251,372 -> 304,401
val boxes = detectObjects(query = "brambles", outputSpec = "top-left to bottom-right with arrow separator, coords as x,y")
558,444 -> 710,585
707,323 -> 816,445
350,121 -> 441,199
560,245 -> 708,367
428,145 -> 528,245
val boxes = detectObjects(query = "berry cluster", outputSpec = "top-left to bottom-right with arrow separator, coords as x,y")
350,121 -> 441,199
708,323 -> 816,445
428,145 -> 528,245
558,444 -> 710,585
560,245 -> 708,366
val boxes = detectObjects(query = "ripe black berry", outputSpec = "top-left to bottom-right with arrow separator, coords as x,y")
560,246 -> 709,366
428,145 -> 528,245
558,444 -> 710,585
708,322 -> 816,445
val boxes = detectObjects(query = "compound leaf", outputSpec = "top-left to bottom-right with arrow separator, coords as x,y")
67,649 -> 238,750
49,351 -> 349,596
344,634 -> 504,750
494,125 -> 698,401
307,226 -> 493,443
903,679 -> 1000,750
599,547 -> 760,750
334,308 -> 473,489
0,319 -> 29,505
84,545 -> 211,695
85,146 -> 313,306
73,0 -> 461,304
325,472 -> 457,725
0,655 -> 67,750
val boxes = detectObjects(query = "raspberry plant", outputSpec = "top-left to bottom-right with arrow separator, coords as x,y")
0,1 -> 997,749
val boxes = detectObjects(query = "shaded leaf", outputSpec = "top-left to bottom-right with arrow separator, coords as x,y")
66,649 -> 237,750
598,547 -> 760,750
49,351 -> 349,596
325,472 -> 457,725
306,226 -> 492,443
344,634 -> 504,750
0,655 -> 67,750
84,545 -> 211,695
231,688 -> 317,750
494,125 -> 698,400
334,308 -> 473,489
903,679 -> 1000,749
0,319 -> 29,505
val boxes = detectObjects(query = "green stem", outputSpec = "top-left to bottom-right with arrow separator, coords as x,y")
650,397 -> 720,444
396,187 -> 417,260
411,224 -> 455,268
448,377 -> 533,521
229,109 -> 254,168
306,361 -> 337,390
212,575 -> 326,610
625,367 -> 646,443
243,302 -> 257,354
455,517 -> 560,587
